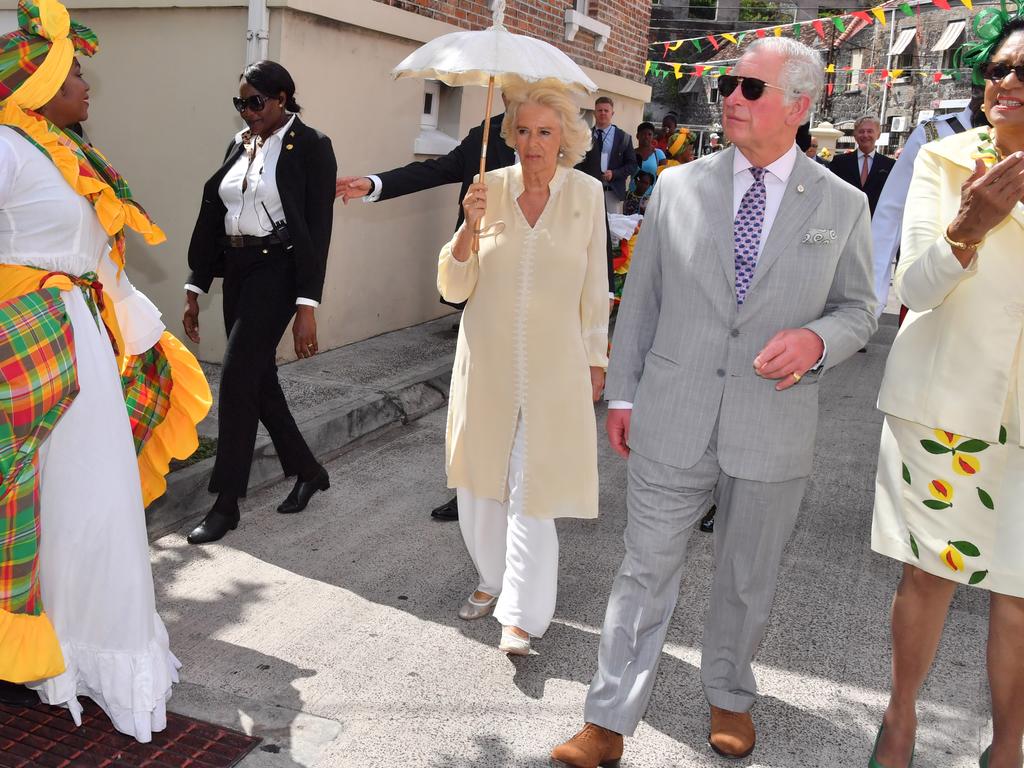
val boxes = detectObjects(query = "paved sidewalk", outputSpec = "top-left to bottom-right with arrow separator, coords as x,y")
149,315 -> 995,767
147,316 -> 458,539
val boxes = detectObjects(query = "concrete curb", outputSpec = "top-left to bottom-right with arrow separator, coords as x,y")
145,362 -> 452,541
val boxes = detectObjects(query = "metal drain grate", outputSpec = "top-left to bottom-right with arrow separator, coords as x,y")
0,699 -> 260,767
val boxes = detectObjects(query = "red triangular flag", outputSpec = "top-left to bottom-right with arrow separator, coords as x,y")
707,35 -> 720,50
812,19 -> 826,38
756,28 -> 767,37
852,10 -> 874,23
827,82 -> 835,95
931,0 -> 951,8
865,67 -> 876,75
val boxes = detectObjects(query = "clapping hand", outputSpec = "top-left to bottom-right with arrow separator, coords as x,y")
946,153 -> 1024,264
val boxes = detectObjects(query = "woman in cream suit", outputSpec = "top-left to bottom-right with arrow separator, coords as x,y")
437,84 -> 609,656
869,14 -> 1024,768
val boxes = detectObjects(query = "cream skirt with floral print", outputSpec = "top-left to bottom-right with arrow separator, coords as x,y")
872,400 -> 1024,597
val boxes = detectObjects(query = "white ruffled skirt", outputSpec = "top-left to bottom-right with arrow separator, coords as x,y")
28,288 -> 179,743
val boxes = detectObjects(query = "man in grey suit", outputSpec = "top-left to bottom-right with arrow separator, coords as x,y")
551,38 -> 877,767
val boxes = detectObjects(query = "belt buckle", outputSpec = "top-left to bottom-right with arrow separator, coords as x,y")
227,235 -> 245,248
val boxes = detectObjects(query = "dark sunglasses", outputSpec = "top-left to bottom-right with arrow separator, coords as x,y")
983,62 -> 1024,83
232,94 -> 273,113
718,74 -> 787,101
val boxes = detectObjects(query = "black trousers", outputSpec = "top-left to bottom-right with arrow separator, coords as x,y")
209,245 -> 320,497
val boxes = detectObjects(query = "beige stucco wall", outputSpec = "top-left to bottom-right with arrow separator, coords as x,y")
2,0 -> 650,362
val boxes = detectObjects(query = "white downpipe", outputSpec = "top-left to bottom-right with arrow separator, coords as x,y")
246,0 -> 269,65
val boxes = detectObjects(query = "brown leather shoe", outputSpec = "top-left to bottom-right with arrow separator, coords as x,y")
550,723 -> 624,768
709,705 -> 756,759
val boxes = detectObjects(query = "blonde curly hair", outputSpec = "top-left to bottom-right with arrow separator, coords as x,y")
500,82 -> 591,167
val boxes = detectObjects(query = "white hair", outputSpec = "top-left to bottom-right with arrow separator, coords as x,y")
745,38 -> 824,116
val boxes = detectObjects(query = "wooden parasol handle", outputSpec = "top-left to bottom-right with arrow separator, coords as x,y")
472,75 -> 496,256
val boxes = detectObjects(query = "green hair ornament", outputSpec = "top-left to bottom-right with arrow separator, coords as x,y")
954,0 -> 1024,86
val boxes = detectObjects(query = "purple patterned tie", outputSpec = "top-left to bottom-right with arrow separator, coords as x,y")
733,166 -> 767,305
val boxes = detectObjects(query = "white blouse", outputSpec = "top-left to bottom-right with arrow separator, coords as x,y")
0,126 -> 164,355
219,114 -> 294,237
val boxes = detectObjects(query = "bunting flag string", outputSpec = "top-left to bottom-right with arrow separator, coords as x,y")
642,58 -> 967,82
650,0 -> 975,50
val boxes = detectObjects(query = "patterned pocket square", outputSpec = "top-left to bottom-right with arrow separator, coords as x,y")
802,228 -> 837,245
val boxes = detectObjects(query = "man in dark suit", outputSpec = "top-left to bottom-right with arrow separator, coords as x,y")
336,105 -> 515,522
591,96 -> 638,214
828,115 -> 895,215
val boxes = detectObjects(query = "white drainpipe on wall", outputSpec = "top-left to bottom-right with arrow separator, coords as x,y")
246,0 -> 269,66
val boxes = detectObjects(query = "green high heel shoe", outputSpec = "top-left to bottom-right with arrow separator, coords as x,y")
979,745 -> 990,768
869,724 -> 915,768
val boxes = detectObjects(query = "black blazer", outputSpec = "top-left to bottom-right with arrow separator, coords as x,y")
828,150 -> 895,215
187,117 -> 337,303
595,125 -> 638,201
377,113 -> 516,230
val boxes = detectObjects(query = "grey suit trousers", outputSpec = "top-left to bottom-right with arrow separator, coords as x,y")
584,426 -> 807,735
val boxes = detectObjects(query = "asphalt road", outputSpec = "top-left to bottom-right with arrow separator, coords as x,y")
153,320 -> 995,767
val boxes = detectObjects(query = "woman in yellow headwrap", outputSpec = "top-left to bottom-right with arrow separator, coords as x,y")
656,128 -> 696,174
0,0 -> 209,742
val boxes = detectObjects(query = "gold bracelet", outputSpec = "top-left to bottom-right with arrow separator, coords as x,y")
943,226 -> 984,252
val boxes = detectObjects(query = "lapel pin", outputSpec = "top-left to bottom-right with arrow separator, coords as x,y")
286,144 -> 294,150
796,184 -> 805,193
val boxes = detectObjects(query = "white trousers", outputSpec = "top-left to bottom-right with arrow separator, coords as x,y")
456,415 -> 559,637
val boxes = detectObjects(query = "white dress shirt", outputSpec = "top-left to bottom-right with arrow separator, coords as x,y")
185,115 -> 317,307
596,124 -> 616,174
610,144 -> 821,410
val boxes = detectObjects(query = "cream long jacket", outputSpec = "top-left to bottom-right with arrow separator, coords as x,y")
438,164 -> 609,519
878,127 -> 1024,443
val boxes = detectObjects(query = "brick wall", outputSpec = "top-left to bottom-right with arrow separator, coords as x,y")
372,0 -> 652,80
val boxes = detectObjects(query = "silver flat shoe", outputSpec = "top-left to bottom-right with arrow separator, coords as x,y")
499,626 -> 531,656
458,593 -> 497,620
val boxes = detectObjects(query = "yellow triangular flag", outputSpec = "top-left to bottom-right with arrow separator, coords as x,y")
722,32 -> 738,44
871,6 -> 887,24
774,26 -> 783,36
673,63 -> 683,79
826,63 -> 835,73
889,68 -> 903,79
960,0 -> 973,9
669,40 -> 684,51
644,60 -> 651,76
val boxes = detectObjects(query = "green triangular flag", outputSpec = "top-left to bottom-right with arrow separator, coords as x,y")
899,2 -> 913,15
832,16 -> 846,31
793,22 -> 802,36
693,39 -> 703,51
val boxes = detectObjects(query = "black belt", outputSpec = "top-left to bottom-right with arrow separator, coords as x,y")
218,234 -> 282,249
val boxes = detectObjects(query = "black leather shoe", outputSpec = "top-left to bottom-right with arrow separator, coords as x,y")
277,468 -> 330,514
699,506 -> 716,534
430,496 -> 458,521
0,681 -> 38,706
187,506 -> 240,545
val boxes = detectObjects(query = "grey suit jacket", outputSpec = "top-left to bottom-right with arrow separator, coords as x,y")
607,147 -> 877,482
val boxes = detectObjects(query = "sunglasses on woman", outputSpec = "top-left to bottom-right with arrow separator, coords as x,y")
232,94 -> 272,113
983,62 -> 1024,83
718,74 -> 787,101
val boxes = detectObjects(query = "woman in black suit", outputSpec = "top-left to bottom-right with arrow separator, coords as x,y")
182,60 -> 337,545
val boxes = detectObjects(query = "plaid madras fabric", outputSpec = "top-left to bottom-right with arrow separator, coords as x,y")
0,1 -> 98,103
0,288 -> 78,617
122,342 -> 173,457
